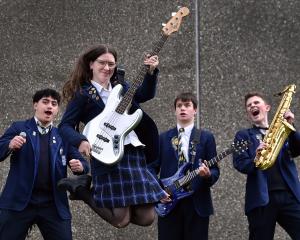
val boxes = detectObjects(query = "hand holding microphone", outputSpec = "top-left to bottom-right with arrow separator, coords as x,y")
8,132 -> 27,154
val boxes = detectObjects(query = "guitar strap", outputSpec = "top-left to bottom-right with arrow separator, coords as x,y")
111,66 -> 126,86
190,128 -> 201,165
184,128 -> 201,192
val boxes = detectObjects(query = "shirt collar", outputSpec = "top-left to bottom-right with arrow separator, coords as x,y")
34,117 -> 52,134
91,81 -> 112,93
252,125 -> 268,136
253,124 -> 269,130
177,123 -> 194,136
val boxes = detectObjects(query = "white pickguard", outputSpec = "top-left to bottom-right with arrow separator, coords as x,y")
82,84 -> 143,165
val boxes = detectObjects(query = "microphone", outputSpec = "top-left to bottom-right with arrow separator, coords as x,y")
8,131 -> 27,155
19,132 -> 27,139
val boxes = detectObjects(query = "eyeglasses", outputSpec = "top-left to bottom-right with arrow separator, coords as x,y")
95,59 -> 116,69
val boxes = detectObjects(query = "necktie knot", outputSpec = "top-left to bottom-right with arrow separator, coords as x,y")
37,122 -> 51,135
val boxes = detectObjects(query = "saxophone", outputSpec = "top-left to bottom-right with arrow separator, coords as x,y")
254,84 -> 296,170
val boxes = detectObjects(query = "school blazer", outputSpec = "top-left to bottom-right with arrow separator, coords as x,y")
233,127 -> 300,214
58,70 -> 160,175
0,118 -> 89,220
150,127 -> 220,217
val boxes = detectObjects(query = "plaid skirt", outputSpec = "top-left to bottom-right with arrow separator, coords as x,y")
92,146 -> 166,208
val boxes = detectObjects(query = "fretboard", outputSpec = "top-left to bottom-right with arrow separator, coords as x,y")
176,148 -> 234,188
115,33 -> 169,114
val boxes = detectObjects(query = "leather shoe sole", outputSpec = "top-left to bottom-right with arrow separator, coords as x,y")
57,175 -> 92,193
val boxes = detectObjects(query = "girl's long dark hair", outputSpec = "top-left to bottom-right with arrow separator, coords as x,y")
62,44 -> 117,103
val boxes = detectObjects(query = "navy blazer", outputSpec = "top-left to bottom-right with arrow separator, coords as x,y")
58,70 -> 159,175
0,118 -> 89,220
149,127 -> 220,217
233,127 -> 300,214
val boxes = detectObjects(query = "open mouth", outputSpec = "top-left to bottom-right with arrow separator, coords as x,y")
45,111 -> 52,116
251,109 -> 259,116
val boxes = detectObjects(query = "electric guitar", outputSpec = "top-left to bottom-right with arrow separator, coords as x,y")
155,140 -> 250,217
82,7 -> 190,165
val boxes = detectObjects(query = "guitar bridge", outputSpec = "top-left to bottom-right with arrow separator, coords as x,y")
173,180 -> 181,189
92,144 -> 103,154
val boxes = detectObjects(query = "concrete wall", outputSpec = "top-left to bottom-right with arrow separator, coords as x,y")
0,0 -> 299,239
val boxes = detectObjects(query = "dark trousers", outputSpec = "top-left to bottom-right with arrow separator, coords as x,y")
247,190 -> 300,240
158,197 -> 209,240
0,203 -> 72,240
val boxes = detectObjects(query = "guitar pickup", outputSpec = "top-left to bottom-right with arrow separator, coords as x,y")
96,134 -> 109,143
104,122 -> 116,130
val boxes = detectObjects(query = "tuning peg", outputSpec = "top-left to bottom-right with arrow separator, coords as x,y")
162,23 -> 166,27
171,12 -> 176,16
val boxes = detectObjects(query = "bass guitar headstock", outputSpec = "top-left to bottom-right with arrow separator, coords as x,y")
162,7 -> 190,36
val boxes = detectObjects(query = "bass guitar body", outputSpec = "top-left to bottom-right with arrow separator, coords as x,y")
82,84 -> 143,165
155,162 -> 194,217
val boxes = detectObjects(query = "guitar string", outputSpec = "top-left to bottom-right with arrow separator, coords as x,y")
178,142 -> 249,187
177,147 -> 243,187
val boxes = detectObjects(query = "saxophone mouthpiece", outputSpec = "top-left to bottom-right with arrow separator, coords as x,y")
274,84 -> 296,97
274,92 -> 282,97
274,90 -> 284,97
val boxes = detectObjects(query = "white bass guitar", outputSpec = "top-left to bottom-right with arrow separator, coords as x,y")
83,7 -> 190,165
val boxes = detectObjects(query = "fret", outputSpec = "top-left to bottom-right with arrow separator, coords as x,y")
178,169 -> 199,187
207,149 -> 233,167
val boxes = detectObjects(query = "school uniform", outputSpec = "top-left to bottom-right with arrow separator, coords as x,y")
0,118 -> 89,240
233,126 -> 300,239
149,126 -> 220,240
58,69 -> 166,208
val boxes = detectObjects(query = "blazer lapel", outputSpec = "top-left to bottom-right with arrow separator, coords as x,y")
83,84 -> 105,110
249,127 -> 263,148
25,118 -> 40,176
49,128 -> 62,176
167,128 -> 179,161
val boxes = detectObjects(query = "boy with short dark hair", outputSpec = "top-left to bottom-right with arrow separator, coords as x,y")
0,88 -> 89,240
150,92 -> 219,240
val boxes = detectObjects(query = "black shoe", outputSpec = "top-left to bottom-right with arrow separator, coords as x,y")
57,175 -> 92,194
68,193 -> 79,201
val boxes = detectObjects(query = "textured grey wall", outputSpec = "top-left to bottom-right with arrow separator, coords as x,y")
0,0 -> 299,239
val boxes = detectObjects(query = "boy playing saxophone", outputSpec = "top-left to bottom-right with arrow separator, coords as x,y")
232,90 -> 300,239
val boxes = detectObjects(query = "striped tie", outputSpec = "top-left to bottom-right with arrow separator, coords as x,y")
178,128 -> 186,166
37,122 -> 50,135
